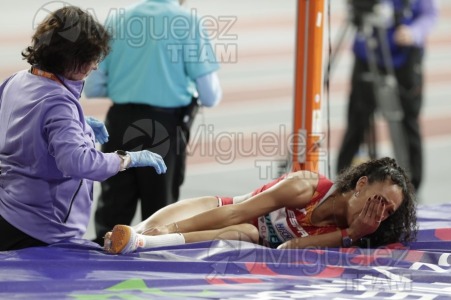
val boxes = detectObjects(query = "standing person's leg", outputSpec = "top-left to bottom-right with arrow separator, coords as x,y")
136,108 -> 181,222
93,105 -> 140,244
95,171 -> 140,242
396,48 -> 424,190
337,59 -> 377,173
137,168 -> 173,219
172,121 -> 189,202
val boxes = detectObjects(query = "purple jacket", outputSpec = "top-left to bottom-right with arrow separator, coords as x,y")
353,0 -> 438,68
0,70 -> 120,244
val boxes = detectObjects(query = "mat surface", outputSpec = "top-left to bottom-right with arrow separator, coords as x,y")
1,204 -> 451,299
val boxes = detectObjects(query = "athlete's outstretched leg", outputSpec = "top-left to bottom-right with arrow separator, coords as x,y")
133,196 -> 219,233
105,223 -> 259,254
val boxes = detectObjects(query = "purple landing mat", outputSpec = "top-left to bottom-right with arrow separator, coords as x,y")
1,204 -> 451,299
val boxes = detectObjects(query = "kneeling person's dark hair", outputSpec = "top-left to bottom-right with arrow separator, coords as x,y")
22,6 -> 111,76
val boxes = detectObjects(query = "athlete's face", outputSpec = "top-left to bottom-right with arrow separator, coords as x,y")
347,177 -> 403,224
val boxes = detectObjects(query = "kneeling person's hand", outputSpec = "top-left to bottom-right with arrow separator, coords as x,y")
128,150 -> 167,174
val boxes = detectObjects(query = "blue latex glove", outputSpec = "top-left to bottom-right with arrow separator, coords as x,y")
127,150 -> 167,174
85,116 -> 109,144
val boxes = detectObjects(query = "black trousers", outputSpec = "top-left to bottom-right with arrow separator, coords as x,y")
94,104 -> 188,243
337,48 -> 424,190
0,214 -> 47,251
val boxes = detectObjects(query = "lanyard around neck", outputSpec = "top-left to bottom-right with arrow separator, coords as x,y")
30,67 -> 64,85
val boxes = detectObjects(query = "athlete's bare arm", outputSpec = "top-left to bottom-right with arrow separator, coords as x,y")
162,171 -> 320,234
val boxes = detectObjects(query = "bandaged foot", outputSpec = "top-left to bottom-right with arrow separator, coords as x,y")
105,224 -> 185,254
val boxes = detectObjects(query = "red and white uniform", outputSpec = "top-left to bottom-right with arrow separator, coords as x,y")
218,174 -> 339,248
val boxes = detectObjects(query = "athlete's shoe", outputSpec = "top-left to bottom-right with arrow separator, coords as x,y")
105,225 -> 142,254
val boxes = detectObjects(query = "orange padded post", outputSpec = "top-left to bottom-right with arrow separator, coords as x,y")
292,0 -> 325,172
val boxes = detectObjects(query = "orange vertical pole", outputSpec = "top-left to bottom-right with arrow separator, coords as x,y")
292,0 -> 325,172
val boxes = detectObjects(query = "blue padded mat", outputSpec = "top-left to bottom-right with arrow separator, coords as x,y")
1,204 -> 451,299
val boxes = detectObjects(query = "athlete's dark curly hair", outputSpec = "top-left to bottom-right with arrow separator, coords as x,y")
22,6 -> 110,76
334,157 -> 417,247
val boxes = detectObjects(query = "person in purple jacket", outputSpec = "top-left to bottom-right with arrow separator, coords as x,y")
337,0 -> 438,192
0,6 -> 167,251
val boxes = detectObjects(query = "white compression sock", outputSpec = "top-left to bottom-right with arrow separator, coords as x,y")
137,233 -> 186,249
